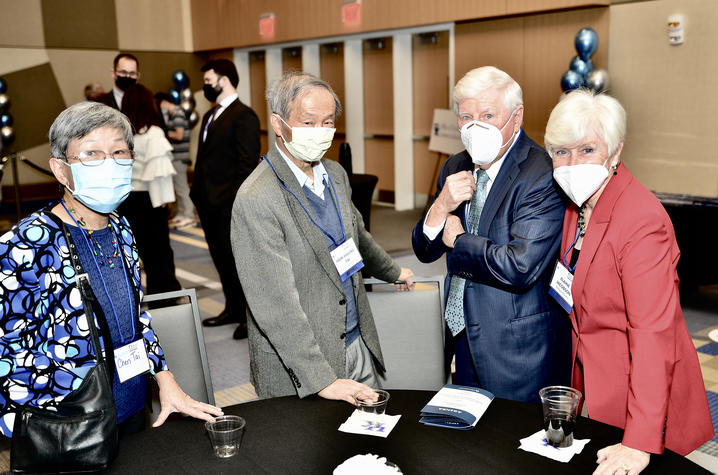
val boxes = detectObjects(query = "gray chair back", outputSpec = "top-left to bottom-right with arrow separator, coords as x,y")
365,276 -> 448,391
142,289 -> 215,421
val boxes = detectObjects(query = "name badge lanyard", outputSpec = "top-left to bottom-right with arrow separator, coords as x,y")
263,155 -> 346,247
61,201 -> 136,345
561,225 -> 582,274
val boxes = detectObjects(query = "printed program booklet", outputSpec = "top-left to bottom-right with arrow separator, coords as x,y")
419,384 -> 494,430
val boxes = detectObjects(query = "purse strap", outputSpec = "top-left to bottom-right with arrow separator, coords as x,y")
61,223 -> 116,388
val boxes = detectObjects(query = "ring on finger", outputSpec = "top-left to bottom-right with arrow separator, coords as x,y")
620,463 -> 631,472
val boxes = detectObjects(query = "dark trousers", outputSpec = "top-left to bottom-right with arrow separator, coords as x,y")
194,198 -> 246,323
452,330 -> 481,387
118,191 -> 181,295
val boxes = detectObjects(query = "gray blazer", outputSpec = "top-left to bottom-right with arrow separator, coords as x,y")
231,147 -> 400,398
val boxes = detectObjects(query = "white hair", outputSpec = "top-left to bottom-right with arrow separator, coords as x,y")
544,89 -> 626,158
266,71 -> 342,120
452,66 -> 523,115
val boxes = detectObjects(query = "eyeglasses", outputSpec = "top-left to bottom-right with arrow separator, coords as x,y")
115,70 -> 138,78
64,150 -> 135,167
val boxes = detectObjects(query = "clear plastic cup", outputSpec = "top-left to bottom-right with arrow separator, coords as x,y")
205,415 -> 246,458
353,389 -> 390,416
538,386 -> 582,448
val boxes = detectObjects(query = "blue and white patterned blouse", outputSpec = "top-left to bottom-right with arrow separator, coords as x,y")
0,206 -> 168,437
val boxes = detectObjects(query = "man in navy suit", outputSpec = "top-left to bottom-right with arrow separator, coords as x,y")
412,66 -> 570,404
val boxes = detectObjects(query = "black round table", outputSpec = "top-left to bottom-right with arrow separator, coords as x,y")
106,390 -> 709,474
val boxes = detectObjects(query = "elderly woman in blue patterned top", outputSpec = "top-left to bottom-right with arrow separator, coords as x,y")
0,102 -> 222,437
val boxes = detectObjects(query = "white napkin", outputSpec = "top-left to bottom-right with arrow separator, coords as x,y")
333,454 -> 402,474
338,410 -> 401,438
518,429 -> 590,463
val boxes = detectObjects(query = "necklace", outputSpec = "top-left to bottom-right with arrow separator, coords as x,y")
62,200 -> 120,268
577,206 -> 587,237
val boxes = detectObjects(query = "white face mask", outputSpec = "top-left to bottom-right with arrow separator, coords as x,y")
553,161 -> 609,207
460,109 -> 517,165
278,115 -> 335,163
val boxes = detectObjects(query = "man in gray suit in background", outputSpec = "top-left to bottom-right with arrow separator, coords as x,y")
232,72 -> 414,404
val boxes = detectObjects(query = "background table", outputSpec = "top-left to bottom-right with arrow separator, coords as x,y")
106,390 -> 708,474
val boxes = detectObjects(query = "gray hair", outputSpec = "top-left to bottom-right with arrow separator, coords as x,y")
452,66 -> 523,115
266,71 -> 342,120
49,102 -> 134,158
544,89 -> 626,158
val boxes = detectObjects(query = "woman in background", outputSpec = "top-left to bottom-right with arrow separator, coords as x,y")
544,89 -> 712,474
119,83 -> 181,295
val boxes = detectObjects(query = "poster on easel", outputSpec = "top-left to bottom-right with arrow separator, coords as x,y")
428,109 -> 464,155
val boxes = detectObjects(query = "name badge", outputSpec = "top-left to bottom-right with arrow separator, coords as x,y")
114,339 -> 151,383
548,260 -> 574,313
330,237 -> 364,282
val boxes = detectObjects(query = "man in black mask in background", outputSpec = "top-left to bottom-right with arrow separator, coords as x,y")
95,53 -> 140,110
191,59 -> 260,339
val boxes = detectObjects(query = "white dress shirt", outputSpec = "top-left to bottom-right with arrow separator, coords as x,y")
276,143 -> 329,199
112,87 -> 124,108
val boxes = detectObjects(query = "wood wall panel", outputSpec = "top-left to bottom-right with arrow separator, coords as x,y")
455,7 -> 608,145
412,32 -> 450,137
363,38 -> 393,136
249,52 -> 268,131
455,17 -> 526,93
522,8 -> 608,140
320,43 -> 346,134
282,48 -> 302,73
364,138 -> 394,191
190,0 -> 609,51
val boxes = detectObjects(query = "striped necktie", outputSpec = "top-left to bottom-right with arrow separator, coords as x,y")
444,169 -> 489,336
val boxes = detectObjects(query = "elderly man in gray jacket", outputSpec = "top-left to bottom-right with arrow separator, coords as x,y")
232,72 -> 414,404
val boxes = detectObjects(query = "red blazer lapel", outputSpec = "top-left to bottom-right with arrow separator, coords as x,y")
571,163 -> 632,314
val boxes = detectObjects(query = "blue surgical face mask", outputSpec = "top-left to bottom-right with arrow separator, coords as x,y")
64,159 -> 133,213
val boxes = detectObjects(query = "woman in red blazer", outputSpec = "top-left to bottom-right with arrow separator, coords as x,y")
544,90 -> 713,474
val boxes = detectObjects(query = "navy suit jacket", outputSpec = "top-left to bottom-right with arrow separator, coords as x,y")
412,131 -> 571,404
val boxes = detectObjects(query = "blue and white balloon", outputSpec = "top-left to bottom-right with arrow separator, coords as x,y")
169,88 -> 181,105
172,70 -> 189,89
575,27 -> 598,61
0,113 -> 12,127
569,56 -> 593,78
561,70 -> 584,92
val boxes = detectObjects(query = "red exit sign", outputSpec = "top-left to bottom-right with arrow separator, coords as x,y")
342,1 -> 361,28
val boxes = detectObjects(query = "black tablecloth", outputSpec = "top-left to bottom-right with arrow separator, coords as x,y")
106,390 -> 708,474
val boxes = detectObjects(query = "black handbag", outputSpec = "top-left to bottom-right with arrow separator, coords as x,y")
10,229 -> 119,473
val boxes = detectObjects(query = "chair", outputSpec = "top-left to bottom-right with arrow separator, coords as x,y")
142,289 -> 215,421
364,276 -> 448,391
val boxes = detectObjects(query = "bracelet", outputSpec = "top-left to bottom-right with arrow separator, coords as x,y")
453,232 -> 466,247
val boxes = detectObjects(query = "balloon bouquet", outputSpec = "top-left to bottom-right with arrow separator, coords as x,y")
560,28 -> 610,93
168,70 -> 199,128
0,77 -> 15,151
